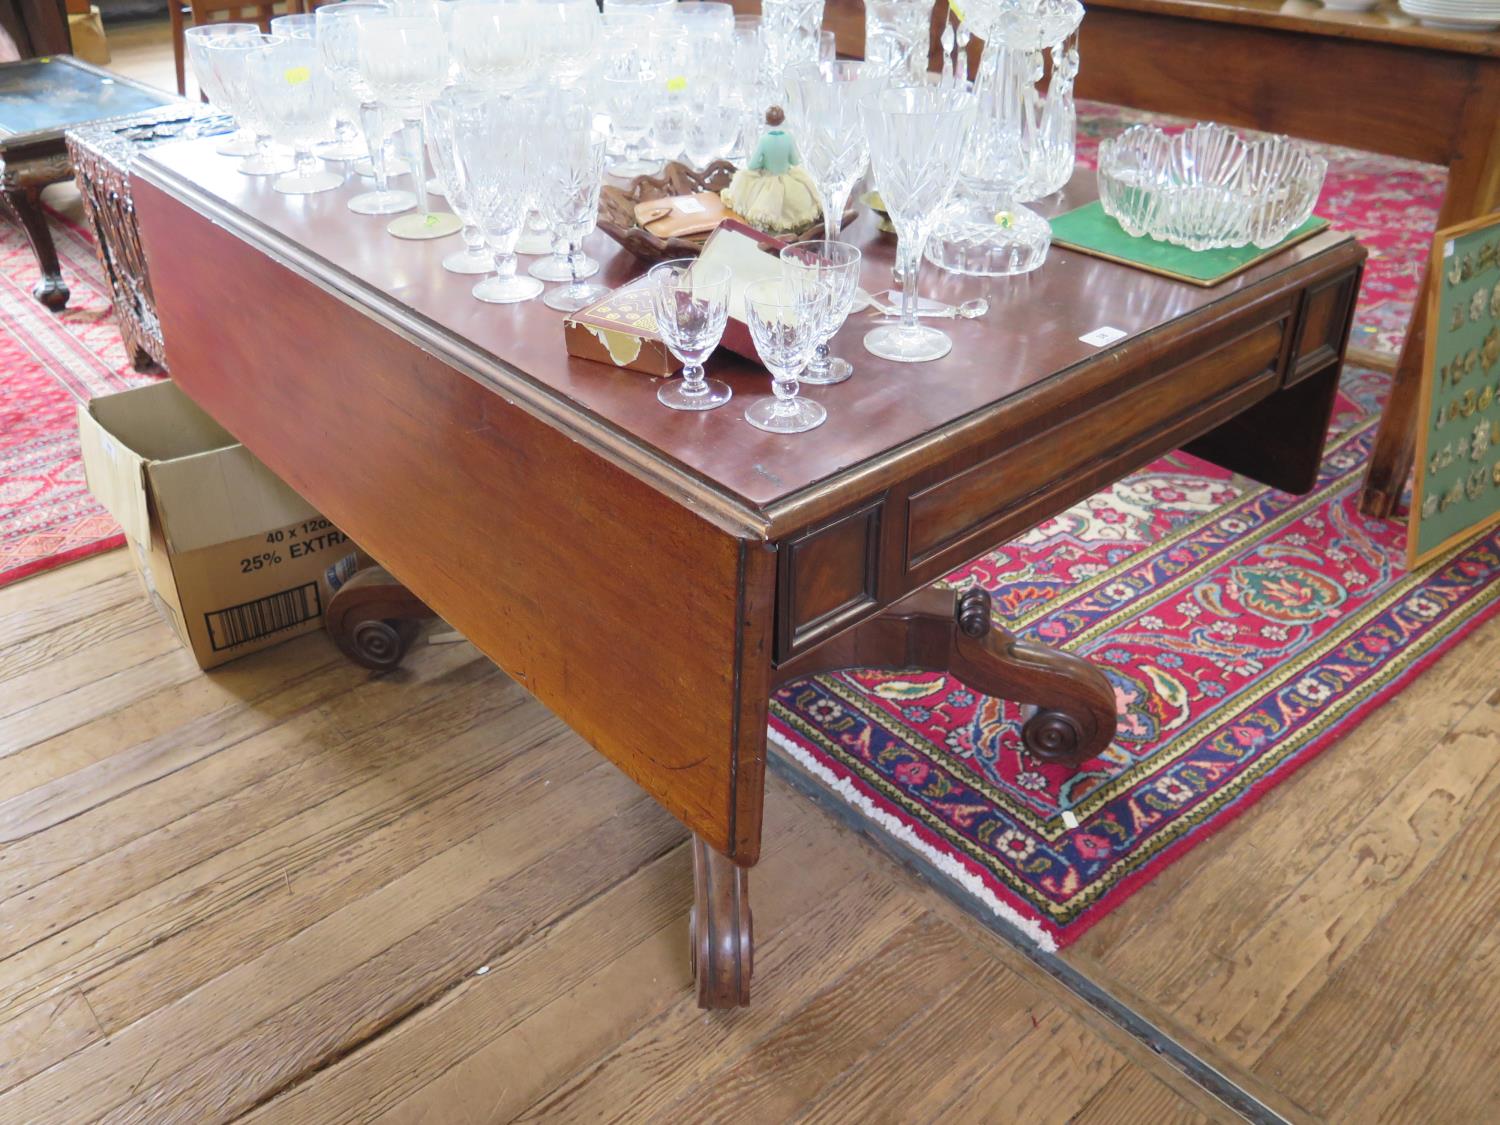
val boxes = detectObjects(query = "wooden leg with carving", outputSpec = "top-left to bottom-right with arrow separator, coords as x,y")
777,586 -> 1117,770
1,183 -> 69,311
689,834 -> 752,1009
325,565 -> 437,671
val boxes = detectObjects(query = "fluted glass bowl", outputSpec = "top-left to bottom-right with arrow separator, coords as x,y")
1096,122 -> 1327,251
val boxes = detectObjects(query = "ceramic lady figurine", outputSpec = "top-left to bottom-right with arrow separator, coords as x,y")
720,106 -> 821,235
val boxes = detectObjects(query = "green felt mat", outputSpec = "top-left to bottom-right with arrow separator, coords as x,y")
1049,201 -> 1329,287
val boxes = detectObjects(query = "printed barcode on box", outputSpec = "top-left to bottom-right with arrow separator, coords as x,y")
205,582 -> 322,652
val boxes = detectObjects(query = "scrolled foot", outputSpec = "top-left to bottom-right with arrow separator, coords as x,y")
325,564 -> 437,671
690,835 -> 751,1009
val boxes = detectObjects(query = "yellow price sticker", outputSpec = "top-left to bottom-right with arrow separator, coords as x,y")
950,1 -> 965,21
424,213 -> 440,227
993,210 -> 1014,229
283,66 -> 311,86
666,75 -> 687,93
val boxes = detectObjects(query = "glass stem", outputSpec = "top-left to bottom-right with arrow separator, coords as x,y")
682,363 -> 707,395
565,238 -> 583,290
495,251 -> 517,282
898,238 -> 923,332
462,223 -> 485,253
825,184 -> 852,236
359,101 -> 389,192
810,341 -> 832,378
400,116 -> 429,219
774,370 -> 801,414
294,146 -> 317,181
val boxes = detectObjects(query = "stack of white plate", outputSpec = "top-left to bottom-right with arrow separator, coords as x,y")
1397,0 -> 1500,30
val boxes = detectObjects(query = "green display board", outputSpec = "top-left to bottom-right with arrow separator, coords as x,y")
1409,214 -> 1500,568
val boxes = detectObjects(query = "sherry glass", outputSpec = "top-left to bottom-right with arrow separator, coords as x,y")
319,2 -> 415,214
269,12 -> 317,38
760,0 -> 824,86
860,85 -> 975,363
683,102 -> 740,168
537,99 -> 610,312
783,60 -> 883,236
453,93 -> 544,304
743,275 -> 828,434
601,65 -> 660,176
780,240 -> 862,385
205,32 -> 295,176
532,0 -> 601,88
359,14 -> 461,239
247,36 -> 344,194
184,23 -> 260,157
650,260 -> 734,411
426,86 -> 495,274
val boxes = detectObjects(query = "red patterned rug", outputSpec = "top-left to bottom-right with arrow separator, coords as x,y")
769,111 -> 1494,951
1,205 -> 159,588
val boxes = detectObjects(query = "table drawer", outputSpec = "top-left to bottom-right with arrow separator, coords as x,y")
1288,267 -> 1360,384
904,315 -> 1289,577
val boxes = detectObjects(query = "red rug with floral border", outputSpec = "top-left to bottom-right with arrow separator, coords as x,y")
766,104 -> 1498,952
1,204 -> 160,588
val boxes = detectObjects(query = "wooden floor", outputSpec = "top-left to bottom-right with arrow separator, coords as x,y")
8,17 -> 1499,1124
1,551 -> 1225,1124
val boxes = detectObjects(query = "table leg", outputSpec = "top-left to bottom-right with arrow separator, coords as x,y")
324,564 -> 436,671
1,182 -> 68,311
776,586 -> 1117,769
690,834 -> 752,1009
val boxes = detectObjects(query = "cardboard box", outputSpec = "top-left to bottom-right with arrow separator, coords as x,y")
67,8 -> 110,65
77,381 -> 352,669
563,276 -> 682,376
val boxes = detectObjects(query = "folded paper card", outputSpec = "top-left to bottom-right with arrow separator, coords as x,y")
696,219 -> 788,362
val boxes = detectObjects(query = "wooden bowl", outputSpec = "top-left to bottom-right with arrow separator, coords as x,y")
597,160 -> 857,262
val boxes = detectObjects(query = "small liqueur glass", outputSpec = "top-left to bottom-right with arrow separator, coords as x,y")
247,37 -> 344,194
743,275 -> 828,434
453,93 -> 545,304
426,86 -> 494,275
683,101 -> 740,169
319,2 -> 415,214
860,85 -> 975,363
205,32 -> 296,176
184,23 -> 260,157
780,240 -> 862,385
537,101 -> 611,312
650,259 -> 734,411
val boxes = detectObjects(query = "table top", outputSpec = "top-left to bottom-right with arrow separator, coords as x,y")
138,138 -> 1357,528
1087,0 -> 1500,56
0,55 -> 176,146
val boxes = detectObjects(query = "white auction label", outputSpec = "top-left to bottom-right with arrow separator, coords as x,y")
675,197 -> 707,214
1079,326 -> 1127,347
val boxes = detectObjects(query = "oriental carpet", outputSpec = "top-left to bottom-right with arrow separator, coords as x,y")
767,104 -> 1482,952
0,203 -> 157,587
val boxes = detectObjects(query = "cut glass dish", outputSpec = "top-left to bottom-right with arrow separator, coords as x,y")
1096,122 -> 1327,252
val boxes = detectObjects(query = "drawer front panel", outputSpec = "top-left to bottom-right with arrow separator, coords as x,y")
776,501 -> 882,660
905,317 -> 1289,572
1289,268 -> 1360,384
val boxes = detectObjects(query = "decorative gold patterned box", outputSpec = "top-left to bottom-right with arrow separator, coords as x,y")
563,277 -> 682,377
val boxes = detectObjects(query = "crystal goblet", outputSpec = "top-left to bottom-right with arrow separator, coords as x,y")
184,23 -> 261,157
650,260 -> 734,411
601,66 -> 660,177
319,3 -> 415,214
743,275 -> 828,434
453,93 -> 545,304
780,240 -> 862,385
205,32 -> 295,176
358,14 -> 461,239
537,100 -> 610,312
860,85 -> 975,363
247,37 -> 344,194
783,60 -> 884,237
426,87 -> 495,275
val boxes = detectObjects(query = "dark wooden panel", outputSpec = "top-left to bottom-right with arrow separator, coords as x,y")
132,178 -> 774,865
1074,7 -> 1478,166
1288,267 -> 1361,385
903,315 -> 1289,571
776,501 -> 882,660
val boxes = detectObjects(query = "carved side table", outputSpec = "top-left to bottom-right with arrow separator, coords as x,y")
68,104 -> 232,369
0,54 -> 175,311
